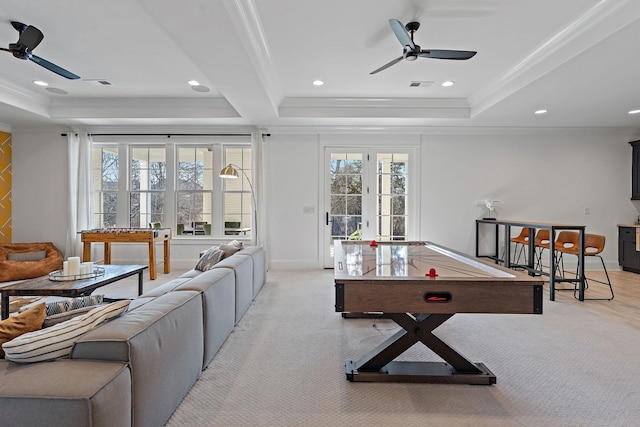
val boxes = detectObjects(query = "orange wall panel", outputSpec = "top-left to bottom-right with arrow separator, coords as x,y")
0,131 -> 11,243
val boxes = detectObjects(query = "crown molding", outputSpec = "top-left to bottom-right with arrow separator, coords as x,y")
279,97 -> 470,119
265,124 -> 636,137
470,0 -> 640,116
0,79 -> 51,118
49,97 -> 240,119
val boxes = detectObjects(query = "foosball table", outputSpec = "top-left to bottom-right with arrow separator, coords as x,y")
80,228 -> 171,280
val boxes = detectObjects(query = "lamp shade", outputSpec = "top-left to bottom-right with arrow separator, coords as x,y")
219,164 -> 239,179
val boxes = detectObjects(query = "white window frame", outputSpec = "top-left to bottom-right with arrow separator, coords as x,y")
221,145 -> 254,238
90,137 -> 252,240
129,145 -> 167,228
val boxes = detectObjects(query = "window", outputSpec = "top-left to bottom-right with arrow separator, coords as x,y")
176,147 -> 213,232
376,153 -> 408,241
329,153 -> 363,240
130,147 -> 166,228
222,147 -> 253,237
91,146 -> 119,228
90,140 -> 252,238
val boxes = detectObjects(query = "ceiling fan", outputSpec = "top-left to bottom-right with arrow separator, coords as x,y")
0,21 -> 80,79
370,19 -> 477,75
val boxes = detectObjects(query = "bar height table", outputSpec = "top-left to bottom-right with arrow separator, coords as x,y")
475,219 -> 586,301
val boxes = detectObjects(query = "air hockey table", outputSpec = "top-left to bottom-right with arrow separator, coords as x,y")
334,240 -> 543,384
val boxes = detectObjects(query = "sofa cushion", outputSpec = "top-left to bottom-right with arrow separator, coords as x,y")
0,359 -> 132,427
236,246 -> 266,298
195,246 -> 224,271
179,268 -> 201,279
140,278 -> 191,298
0,303 -> 46,357
173,268 -> 236,368
71,291 -> 204,427
3,300 -> 130,363
213,254 -> 254,324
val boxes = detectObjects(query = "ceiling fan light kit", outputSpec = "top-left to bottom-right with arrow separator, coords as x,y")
370,19 -> 477,75
1,21 -> 80,79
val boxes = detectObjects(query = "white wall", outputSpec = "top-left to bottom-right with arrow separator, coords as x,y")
11,127 -> 639,271
266,129 -> 638,269
263,134 -> 320,268
12,129 -> 69,249
419,131 -> 637,268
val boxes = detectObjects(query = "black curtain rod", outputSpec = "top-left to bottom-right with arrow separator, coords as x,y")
61,133 -> 270,137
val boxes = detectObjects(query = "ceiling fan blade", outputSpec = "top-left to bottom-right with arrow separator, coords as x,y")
29,55 -> 80,79
389,19 -> 415,50
418,50 -> 477,60
370,56 -> 405,75
15,24 -> 44,51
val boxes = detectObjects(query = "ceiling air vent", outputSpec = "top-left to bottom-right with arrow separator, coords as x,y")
83,79 -> 113,86
409,81 -> 434,88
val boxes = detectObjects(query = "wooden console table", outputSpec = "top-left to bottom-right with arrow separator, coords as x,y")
81,229 -> 171,280
475,219 -> 586,301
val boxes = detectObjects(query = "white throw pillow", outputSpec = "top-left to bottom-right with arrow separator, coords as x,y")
2,300 -> 130,363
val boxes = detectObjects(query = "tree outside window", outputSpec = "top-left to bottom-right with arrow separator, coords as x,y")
91,146 -> 118,228
130,147 -> 166,228
176,147 -> 213,233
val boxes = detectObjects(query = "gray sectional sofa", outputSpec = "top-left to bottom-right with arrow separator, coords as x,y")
0,245 -> 266,427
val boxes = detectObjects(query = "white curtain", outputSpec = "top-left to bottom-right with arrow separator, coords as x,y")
65,131 -> 93,257
251,132 -> 267,249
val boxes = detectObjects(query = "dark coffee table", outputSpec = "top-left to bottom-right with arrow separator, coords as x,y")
1,264 -> 147,319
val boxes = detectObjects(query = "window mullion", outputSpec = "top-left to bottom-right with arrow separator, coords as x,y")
117,143 -> 129,227
164,143 -> 176,233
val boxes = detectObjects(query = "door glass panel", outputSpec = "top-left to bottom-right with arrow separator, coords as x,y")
377,153 -> 408,241
329,153 -> 363,253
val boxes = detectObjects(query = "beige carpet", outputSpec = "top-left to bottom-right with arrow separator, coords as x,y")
161,269 -> 640,426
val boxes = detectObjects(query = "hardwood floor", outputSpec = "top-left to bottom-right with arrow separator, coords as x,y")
549,270 -> 640,331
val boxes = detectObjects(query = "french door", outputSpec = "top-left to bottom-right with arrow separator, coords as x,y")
322,147 -> 416,268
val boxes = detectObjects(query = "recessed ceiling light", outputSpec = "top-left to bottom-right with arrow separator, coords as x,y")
33,80 -> 48,87
187,80 -> 200,86
442,80 -> 455,87
312,80 -> 324,86
534,109 -> 548,115
629,109 -> 640,115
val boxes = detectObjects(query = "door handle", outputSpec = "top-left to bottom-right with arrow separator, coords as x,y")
326,212 -> 331,225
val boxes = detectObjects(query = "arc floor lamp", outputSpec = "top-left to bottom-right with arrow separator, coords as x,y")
219,164 -> 257,244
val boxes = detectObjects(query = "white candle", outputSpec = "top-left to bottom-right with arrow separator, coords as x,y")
68,257 -> 81,276
63,261 -> 69,276
84,262 -> 94,276
81,262 -> 93,276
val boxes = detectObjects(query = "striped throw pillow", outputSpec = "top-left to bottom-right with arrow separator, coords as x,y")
45,295 -> 104,316
2,300 -> 130,363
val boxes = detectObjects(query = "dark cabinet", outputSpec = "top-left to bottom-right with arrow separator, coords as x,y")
618,226 -> 640,272
631,140 -> 640,200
